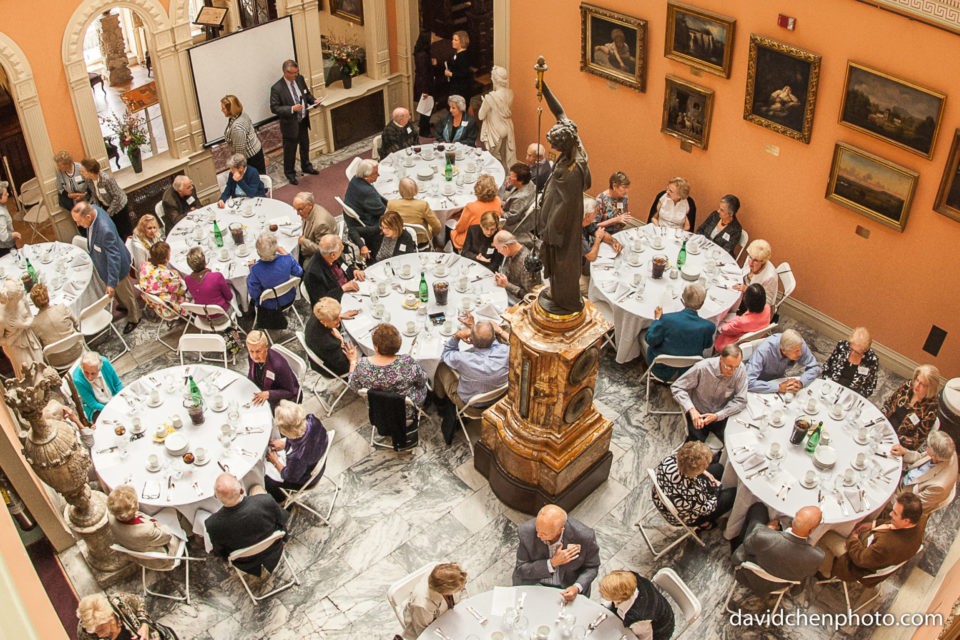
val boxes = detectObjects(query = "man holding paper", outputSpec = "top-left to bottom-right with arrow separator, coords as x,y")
269,59 -> 318,186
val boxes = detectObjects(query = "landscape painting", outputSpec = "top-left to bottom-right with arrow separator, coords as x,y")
664,2 -> 735,77
826,142 -> 919,232
934,129 -> 960,223
839,62 -> 946,159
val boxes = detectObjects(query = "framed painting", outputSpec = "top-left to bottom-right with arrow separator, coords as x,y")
664,2 -> 735,78
661,75 -> 714,149
838,62 -> 946,159
330,0 -> 362,25
743,35 -> 821,143
580,3 -> 647,92
826,142 -> 919,232
934,129 -> 960,223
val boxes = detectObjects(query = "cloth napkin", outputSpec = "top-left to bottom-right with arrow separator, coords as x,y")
613,281 -> 634,302
731,448 -> 758,464
594,257 -> 615,268
727,431 -> 758,450
474,301 -> 502,323
843,488 -> 864,512
347,314 -> 376,339
721,263 -> 743,276
739,453 -> 766,471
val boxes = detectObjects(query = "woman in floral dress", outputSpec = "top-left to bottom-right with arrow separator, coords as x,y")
347,322 -> 427,419
138,241 -> 188,320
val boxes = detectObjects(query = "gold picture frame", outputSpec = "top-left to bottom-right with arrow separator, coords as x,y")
934,129 -> 960,223
826,142 -> 919,232
330,0 -> 363,25
838,62 -> 946,159
664,2 -> 735,78
743,35 -> 821,144
580,3 -> 647,92
661,75 -> 714,149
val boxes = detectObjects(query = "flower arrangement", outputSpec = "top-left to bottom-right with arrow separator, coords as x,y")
102,110 -> 149,153
327,37 -> 366,77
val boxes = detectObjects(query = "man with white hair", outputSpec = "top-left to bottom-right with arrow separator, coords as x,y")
160,174 -> 199,228
380,107 -> 419,157
746,330 -> 820,393
891,430 -> 958,514
644,283 -> 715,380
513,504 -> 600,601
493,230 -> 541,303
525,142 -> 552,191
344,159 -> 387,227
303,234 -> 366,305
205,473 -> 289,575
71,350 -> 123,421
292,191 -> 336,260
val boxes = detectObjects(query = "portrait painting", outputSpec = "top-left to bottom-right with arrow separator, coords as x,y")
743,35 -> 821,143
330,0 -> 363,25
664,2 -> 735,78
934,129 -> 960,223
661,75 -> 714,149
826,142 -> 919,232
839,62 -> 946,159
580,3 -> 647,92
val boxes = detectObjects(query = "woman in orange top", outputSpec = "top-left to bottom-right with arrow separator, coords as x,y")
451,174 -> 501,250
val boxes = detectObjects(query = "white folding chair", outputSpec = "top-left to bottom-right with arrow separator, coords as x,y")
141,291 -> 185,351
739,338 -> 763,362
178,333 -> 228,367
278,429 -> 341,523
774,262 -> 795,314
296,331 -> 353,417
817,546 -> 922,614
72,235 -> 88,250
590,297 -> 617,352
635,469 -> 706,559
652,568 -> 702,639
110,539 -> 204,604
261,174 -> 273,198
271,343 -> 307,403
639,354 -> 702,416
42,332 -> 84,374
79,294 -> 129,361
724,562 -> 798,617
455,384 -> 509,455
334,196 -> 364,226
24,203 -> 52,242
345,156 -> 362,181
736,228 -> 749,264
371,135 -> 382,161
734,322 -> 778,347
227,530 -> 300,604
387,562 -> 435,628
404,223 -> 430,251
181,301 -> 243,335
254,276 -> 303,346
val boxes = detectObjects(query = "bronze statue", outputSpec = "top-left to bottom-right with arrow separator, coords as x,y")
535,70 -> 591,316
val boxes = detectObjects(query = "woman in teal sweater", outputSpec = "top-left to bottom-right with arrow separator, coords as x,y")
71,351 -> 123,421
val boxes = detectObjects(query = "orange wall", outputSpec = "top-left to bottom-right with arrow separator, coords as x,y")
510,0 -> 960,376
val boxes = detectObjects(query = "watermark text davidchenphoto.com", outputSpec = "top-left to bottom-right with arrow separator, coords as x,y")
729,609 -> 944,631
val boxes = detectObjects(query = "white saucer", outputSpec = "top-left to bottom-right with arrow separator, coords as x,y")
433,269 -> 449,278
455,285 -> 469,294
210,404 -> 228,413
686,245 -> 700,255
767,418 -> 786,428
842,474 -> 857,487
803,405 -> 820,415
402,328 -> 419,337
854,434 -> 870,445
829,410 -> 845,421
627,258 -> 642,267
147,397 -> 164,408
237,248 -> 250,258
651,243 -> 665,251
241,210 -> 255,218
397,271 -> 416,280
440,326 -> 457,337
131,424 -> 145,435
146,463 -> 162,473
193,456 -> 211,466
766,448 -> 785,460
851,458 -> 867,471
799,477 -> 819,489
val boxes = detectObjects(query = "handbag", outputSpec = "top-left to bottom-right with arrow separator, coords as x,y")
109,597 -> 180,640
255,286 -> 288,330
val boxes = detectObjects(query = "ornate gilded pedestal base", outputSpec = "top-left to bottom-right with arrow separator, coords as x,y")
475,298 -> 613,514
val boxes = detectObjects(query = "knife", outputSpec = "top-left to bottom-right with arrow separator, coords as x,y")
746,465 -> 768,480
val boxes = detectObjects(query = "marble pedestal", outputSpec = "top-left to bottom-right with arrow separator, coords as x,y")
475,298 -> 613,514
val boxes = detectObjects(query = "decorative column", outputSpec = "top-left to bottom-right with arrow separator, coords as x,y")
3,363 -> 129,579
99,12 -> 133,86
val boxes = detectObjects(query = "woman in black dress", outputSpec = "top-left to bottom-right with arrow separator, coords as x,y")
598,570 -> 675,640
444,30 -> 473,103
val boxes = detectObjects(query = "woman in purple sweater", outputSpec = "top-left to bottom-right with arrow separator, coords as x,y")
265,400 -> 329,502
183,247 -> 233,314
246,330 -> 300,409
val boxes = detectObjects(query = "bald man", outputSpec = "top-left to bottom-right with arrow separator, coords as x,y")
380,107 -> 419,157
513,505 -> 600,601
731,503 -> 824,594
525,143 -> 553,191
204,474 -> 289,575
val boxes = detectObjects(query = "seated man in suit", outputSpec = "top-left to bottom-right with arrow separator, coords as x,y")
387,178 -> 442,248
817,492 -> 925,582
644,283 -> 715,380
303,234 -> 366,305
731,503 -> 824,594
746,330 -> 821,394
890,431 -> 958,515
293,191 -> 337,262
304,298 -> 357,377
72,350 -> 123,422
513,504 -> 601,601
160,174 -> 199,228
380,107 -> 419,157
344,159 -> 387,228
672,343 -> 748,444
205,473 -> 289,575
525,143 -> 552,191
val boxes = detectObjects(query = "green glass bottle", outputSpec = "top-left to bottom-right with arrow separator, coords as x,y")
213,219 -> 224,248
188,375 -> 204,407
444,158 -> 453,182
24,258 -> 37,284
804,420 -> 823,454
676,240 -> 687,269
418,272 -> 429,303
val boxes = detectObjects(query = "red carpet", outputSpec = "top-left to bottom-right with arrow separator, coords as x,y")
27,538 -> 79,639
273,147 -> 374,217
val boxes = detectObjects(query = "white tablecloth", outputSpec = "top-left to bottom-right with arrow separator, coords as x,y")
91,364 -> 273,527
339,252 -> 508,379
0,242 -> 102,316
419,585 -> 627,639
166,198 -> 301,309
588,225 -> 742,363
375,144 -> 506,227
721,377 -> 902,544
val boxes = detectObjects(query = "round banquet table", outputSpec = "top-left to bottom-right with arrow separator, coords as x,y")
0,242 -> 102,316
375,143 -> 506,228
90,364 -> 273,529
721,377 -> 902,544
588,225 -> 743,364
339,252 -> 509,380
418,585 -> 627,639
165,197 -> 301,310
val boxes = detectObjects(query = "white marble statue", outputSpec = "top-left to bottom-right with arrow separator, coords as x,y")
478,66 -> 517,170
0,278 -> 41,379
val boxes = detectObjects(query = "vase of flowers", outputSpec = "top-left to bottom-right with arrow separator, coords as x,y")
102,111 -> 149,173
327,38 -> 365,89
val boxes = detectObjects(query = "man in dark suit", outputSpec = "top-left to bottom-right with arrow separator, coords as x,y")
206,473 -> 289,575
269,59 -> 318,186
513,504 -> 600,601
160,174 -> 199,228
303,235 -> 366,306
643,283 -> 715,380
380,107 -> 419,157
344,159 -> 387,227
731,504 -> 824,594
70,201 -> 140,333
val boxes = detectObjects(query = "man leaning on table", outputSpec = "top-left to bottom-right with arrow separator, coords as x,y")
673,343 -> 748,444
513,504 -> 601,601
433,312 -> 509,410
71,201 -> 141,333
746,329 -> 820,393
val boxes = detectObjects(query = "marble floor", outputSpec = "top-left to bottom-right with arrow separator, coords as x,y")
59,298 -> 958,640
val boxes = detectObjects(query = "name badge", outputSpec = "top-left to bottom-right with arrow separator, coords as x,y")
186,196 -> 197,205
405,126 -> 412,134
399,244 -> 407,251
486,247 -> 495,255
265,370 -> 276,381
99,187 -> 109,198
907,412 -> 920,426
857,365 -> 870,376
93,245 -> 102,253
721,232 -> 730,240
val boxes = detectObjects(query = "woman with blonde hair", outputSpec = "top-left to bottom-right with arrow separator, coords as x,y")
822,326 -> 880,397
265,399 -> 330,502
0,279 -> 41,379
129,214 -> 163,272
649,176 -> 693,230
138,241 -> 188,320
221,94 -> 265,174
304,297 -> 357,376
598,569 -> 675,640
734,238 -> 778,308
451,174 -> 501,251
883,364 -> 941,451
76,591 -> 170,640
29,283 -> 81,369
400,562 -> 468,638
461,210 -> 503,271
653,440 -> 735,530
444,30 -> 474,102
106,485 -> 183,571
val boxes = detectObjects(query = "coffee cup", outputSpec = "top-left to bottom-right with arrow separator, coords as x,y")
220,423 -> 233,438
843,468 -> 855,484
195,447 -> 207,463
435,264 -> 448,277
535,626 -> 550,640
405,320 -> 416,334
830,404 -> 844,419
374,303 -> 385,318
632,272 -> 643,287
652,237 -> 664,249
155,424 -> 168,437
147,453 -> 159,469
376,282 -> 388,296
460,297 -> 474,312
131,416 -> 142,431
405,293 -> 417,307
769,442 -> 782,458
806,397 -> 818,413
443,319 -> 455,334
770,409 -> 784,425
457,275 -> 468,291
150,389 -> 160,404
171,415 -> 183,429
821,431 -> 831,445
858,427 -> 868,442
804,470 -> 816,485
219,248 -> 229,261
400,263 -> 412,277
855,451 -> 866,468
213,394 -> 224,410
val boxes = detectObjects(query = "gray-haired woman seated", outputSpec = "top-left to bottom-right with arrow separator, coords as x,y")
438,94 -> 478,146
217,153 -> 266,207
265,400 -> 330,503
247,231 -> 303,326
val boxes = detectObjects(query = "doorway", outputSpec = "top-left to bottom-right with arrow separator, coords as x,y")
0,79 -> 36,193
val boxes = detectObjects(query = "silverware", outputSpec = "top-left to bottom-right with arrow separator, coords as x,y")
586,612 -> 607,633
95,446 -> 118,454
465,605 -> 487,624
433,628 -> 452,640
746,465 -> 768,480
